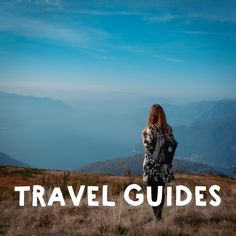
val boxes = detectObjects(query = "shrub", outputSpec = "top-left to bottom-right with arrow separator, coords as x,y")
39,215 -> 51,228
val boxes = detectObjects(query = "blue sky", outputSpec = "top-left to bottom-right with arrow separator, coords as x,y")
0,0 -> 236,99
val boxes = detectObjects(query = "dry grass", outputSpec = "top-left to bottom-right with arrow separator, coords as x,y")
0,166 -> 235,236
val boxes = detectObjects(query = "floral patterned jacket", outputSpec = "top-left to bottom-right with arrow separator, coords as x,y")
142,123 -> 175,183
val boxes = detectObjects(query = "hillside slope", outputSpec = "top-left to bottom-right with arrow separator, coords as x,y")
0,152 -> 29,167
79,154 -> 219,176
0,166 -> 235,236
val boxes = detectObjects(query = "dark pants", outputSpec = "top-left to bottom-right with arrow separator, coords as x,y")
147,178 -> 165,219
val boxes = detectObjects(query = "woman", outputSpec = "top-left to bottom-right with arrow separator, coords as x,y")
141,104 -> 175,221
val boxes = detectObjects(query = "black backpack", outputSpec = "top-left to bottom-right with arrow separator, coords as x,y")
150,124 -> 178,183
152,124 -> 178,164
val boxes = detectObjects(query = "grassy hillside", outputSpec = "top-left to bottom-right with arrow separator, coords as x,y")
79,154 -> 219,176
0,166 -> 235,236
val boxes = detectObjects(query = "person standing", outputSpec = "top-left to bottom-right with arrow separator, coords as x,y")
141,104 -> 176,221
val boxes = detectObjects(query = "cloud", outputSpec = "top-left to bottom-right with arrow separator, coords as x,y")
153,54 -> 183,63
140,0 -> 236,24
178,31 -> 217,35
0,11 -> 109,52
8,0 -> 63,7
88,53 -> 117,61
145,14 -> 178,23
116,45 -> 183,63
144,12 -> 236,25
0,8 -> 182,63
190,13 -> 236,24
39,0 -> 62,7
5,1 -> 233,63
76,9 -> 148,16
173,30 -> 236,38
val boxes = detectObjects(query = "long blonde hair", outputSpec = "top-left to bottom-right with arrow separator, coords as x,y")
147,104 -> 169,135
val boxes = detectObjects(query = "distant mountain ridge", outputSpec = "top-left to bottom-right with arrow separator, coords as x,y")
197,99 -> 236,121
0,91 -> 138,169
0,91 -> 73,122
132,100 -> 236,176
79,154 -> 220,176
0,91 -> 69,108
0,90 -> 235,174
131,99 -> 236,127
0,152 -> 29,167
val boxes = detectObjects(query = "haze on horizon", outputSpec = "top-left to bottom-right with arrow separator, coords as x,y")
0,0 -> 236,101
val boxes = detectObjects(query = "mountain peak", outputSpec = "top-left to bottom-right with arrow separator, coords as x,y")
0,152 -> 29,167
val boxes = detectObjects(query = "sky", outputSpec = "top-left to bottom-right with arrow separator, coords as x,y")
0,0 -> 236,100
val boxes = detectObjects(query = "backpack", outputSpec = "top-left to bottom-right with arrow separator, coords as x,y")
147,124 -> 178,183
152,124 -> 178,164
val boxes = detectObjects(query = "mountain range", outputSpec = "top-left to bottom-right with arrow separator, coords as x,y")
0,91 -> 235,175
